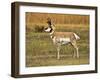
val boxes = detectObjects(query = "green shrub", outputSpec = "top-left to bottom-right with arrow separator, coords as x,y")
34,25 -> 44,32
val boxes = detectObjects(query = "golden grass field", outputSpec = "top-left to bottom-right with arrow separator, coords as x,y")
25,12 -> 89,67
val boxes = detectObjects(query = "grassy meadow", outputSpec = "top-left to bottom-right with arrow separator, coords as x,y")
25,12 -> 89,67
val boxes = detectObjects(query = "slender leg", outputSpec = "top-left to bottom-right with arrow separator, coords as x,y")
71,41 -> 79,58
57,46 -> 60,59
76,47 -> 79,58
57,47 -> 60,59
73,48 -> 76,58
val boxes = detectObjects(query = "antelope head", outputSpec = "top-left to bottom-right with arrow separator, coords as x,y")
44,25 -> 55,33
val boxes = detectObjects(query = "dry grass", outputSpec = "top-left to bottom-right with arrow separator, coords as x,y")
26,24 -> 89,67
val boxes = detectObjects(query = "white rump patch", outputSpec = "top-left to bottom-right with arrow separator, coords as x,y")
73,33 -> 80,40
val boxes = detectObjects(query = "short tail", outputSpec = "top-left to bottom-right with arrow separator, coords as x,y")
73,33 -> 80,40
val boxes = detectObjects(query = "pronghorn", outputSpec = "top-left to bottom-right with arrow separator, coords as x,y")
44,20 -> 80,59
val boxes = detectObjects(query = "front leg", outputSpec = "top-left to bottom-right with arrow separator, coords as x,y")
57,47 -> 60,59
57,46 -> 60,59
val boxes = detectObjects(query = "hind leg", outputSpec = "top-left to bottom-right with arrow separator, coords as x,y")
71,41 -> 79,58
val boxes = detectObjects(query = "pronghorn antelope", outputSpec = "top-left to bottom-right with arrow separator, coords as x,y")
45,18 -> 80,59
44,19 -> 80,59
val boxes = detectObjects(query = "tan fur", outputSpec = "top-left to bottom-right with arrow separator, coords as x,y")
45,26 -> 80,59
54,32 -> 75,41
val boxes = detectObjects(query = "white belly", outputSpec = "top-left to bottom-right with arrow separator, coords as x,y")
56,38 -> 70,45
